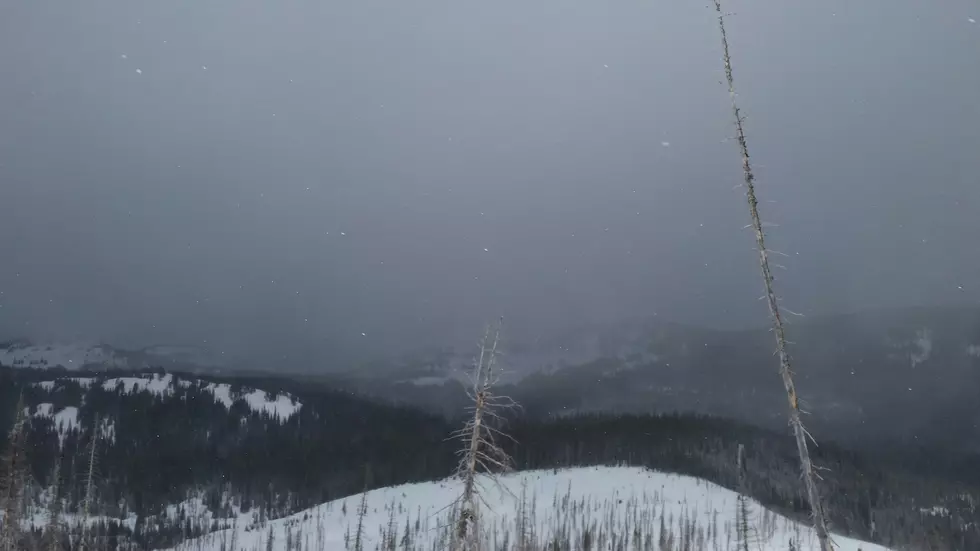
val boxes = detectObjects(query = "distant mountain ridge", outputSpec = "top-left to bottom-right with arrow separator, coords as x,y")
2,364 -> 979,550
0,339 -> 229,372
333,305 -> 980,453
8,305 -> 980,452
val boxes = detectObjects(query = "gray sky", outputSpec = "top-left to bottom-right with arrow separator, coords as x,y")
1,0 -> 978,368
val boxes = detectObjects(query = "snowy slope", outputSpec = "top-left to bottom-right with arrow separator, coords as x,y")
167,467 -> 891,551
0,340 -> 129,369
29,373 -> 303,422
0,340 -> 227,371
28,403 -> 79,446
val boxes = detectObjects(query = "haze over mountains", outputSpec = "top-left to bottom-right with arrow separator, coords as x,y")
2,0 -> 979,367
2,0 -> 980,549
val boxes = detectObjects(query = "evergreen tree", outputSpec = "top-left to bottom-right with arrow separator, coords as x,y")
0,394 -> 28,551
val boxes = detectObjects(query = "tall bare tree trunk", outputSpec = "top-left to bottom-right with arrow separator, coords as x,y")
711,2 -> 833,550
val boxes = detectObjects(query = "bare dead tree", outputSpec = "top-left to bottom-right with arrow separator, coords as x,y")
0,394 -> 29,551
450,318 -> 517,550
711,2 -> 832,550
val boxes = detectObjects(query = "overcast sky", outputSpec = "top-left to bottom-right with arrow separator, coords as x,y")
1,0 -> 978,368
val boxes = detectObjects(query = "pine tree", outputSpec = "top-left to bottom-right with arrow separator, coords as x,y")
399,517 -> 412,551
735,445 -> 751,551
43,452 -> 65,551
385,501 -> 397,551
228,517 -> 238,551
78,414 -> 102,551
353,491 -> 368,551
0,394 -> 29,551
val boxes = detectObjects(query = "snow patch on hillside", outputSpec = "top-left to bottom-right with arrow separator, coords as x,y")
203,383 -> 302,421
1,340 -> 228,372
29,374 -> 302,423
102,374 -> 175,396
0,341 -> 126,370
29,404 -> 80,446
400,375 -> 453,386
100,416 -> 117,444
911,328 -> 933,367
167,467 -> 890,551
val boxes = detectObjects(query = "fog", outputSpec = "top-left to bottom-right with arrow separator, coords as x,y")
1,0 -> 978,368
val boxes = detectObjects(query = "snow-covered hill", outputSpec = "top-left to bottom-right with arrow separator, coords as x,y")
27,373 -> 303,434
0,339 -> 227,371
168,467 -> 890,551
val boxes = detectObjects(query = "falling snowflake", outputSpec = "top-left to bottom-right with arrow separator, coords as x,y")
361,332 -> 367,336
483,248 -> 489,252
135,68 -> 142,74
603,64 -> 609,68
969,17 -> 976,23
661,141 -> 670,147
120,54 -> 128,59
202,65 -> 207,70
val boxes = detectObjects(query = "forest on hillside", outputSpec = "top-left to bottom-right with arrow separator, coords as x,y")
1,367 -> 978,550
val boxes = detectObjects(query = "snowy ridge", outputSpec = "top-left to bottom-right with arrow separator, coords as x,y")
102,373 -> 177,395
203,382 -> 302,421
29,374 -> 303,422
0,339 -> 227,371
167,467 -> 891,551
0,341 -> 128,370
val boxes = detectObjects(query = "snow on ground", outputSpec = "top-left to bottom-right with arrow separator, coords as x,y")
203,383 -> 302,421
30,377 -> 95,390
99,416 -> 117,444
0,341 -> 126,370
29,404 -> 80,446
399,375 -> 453,386
167,467 -> 891,551
29,375 -> 302,422
102,373 -> 175,396
1,340 -> 228,371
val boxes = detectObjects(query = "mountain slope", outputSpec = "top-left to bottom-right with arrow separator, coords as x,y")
339,306 -> 980,451
167,467 -> 891,551
0,339 -> 228,371
3,367 -> 978,550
